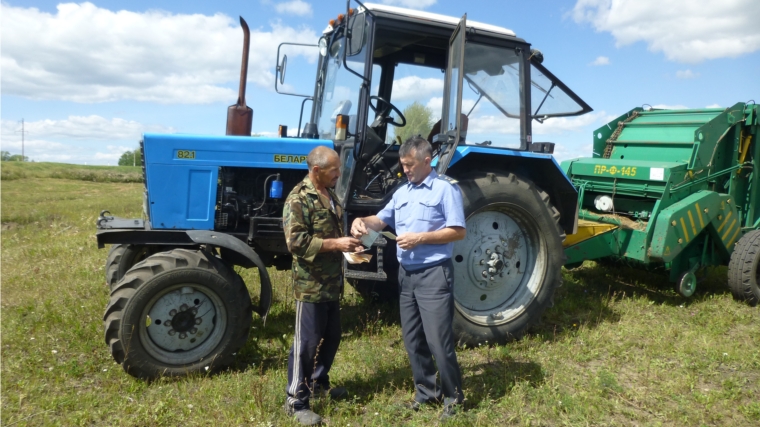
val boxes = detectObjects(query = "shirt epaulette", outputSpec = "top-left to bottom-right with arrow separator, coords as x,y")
436,174 -> 459,185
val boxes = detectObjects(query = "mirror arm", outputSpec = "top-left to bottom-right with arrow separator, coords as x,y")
275,42 -> 318,98
298,97 -> 314,138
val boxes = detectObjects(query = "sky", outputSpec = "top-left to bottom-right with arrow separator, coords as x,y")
1,0 -> 759,165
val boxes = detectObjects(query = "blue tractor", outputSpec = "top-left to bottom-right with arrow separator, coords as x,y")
97,1 -> 592,378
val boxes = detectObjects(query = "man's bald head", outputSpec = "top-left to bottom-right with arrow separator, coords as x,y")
307,146 -> 339,172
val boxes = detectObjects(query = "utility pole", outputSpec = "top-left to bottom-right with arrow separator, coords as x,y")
15,119 -> 29,161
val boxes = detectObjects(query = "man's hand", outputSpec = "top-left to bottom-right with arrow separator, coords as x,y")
397,232 -> 424,250
331,237 -> 364,253
350,218 -> 369,238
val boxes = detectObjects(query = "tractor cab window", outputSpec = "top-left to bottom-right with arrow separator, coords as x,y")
373,63 -> 444,145
529,61 -> 589,118
458,43 -> 524,149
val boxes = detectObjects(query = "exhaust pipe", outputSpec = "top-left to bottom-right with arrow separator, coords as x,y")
226,16 -> 253,136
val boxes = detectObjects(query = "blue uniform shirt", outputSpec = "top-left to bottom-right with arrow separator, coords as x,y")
377,169 -> 466,270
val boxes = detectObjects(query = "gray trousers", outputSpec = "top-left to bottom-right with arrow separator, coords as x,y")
398,259 -> 464,406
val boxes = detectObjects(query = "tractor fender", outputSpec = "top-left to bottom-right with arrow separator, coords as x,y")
186,230 -> 272,323
445,149 -> 579,235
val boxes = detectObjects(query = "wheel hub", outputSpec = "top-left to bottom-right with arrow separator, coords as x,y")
147,286 -> 214,351
453,210 -> 532,317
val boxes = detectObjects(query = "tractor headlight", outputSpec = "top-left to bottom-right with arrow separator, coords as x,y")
319,37 -> 328,57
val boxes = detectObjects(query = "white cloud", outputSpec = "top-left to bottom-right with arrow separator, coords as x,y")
570,0 -> 760,63
590,56 -> 610,66
1,3 -> 318,104
467,112 -> 609,138
468,115 -> 521,135
1,116 -> 174,141
675,69 -> 698,79
273,1 -> 313,17
705,104 -> 722,108
392,77 -> 444,101
0,116 -> 174,164
379,0 -> 438,10
532,112 -> 611,135
426,97 -> 443,114
93,146 -> 134,161
552,143 -> 595,163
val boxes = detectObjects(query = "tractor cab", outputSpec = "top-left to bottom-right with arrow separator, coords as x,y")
279,2 -> 591,211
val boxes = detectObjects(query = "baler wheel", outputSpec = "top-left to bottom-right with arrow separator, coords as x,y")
451,172 -> 564,345
728,230 -> 760,306
675,271 -> 697,297
103,249 -> 252,379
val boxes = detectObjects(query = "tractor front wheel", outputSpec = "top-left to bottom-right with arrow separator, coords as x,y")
451,172 -> 564,345
104,244 -> 150,291
103,249 -> 252,379
728,230 -> 760,306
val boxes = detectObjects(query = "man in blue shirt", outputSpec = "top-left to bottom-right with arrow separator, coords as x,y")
351,136 -> 466,419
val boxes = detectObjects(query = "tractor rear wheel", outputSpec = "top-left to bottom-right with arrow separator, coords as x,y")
451,172 -> 564,345
105,244 -> 150,290
103,248 -> 252,379
728,230 -> 760,306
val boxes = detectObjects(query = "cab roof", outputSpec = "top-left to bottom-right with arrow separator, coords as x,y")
362,2 -> 517,39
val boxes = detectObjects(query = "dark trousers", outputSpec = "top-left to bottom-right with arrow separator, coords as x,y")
286,300 -> 341,411
399,259 -> 464,406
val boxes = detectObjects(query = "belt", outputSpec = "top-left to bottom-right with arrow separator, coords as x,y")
401,258 -> 451,274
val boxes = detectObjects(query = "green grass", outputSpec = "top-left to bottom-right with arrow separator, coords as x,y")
1,161 -> 143,183
2,166 -> 759,426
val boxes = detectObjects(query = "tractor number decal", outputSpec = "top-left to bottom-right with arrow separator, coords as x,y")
592,165 -> 637,177
176,150 -> 196,160
274,154 -> 308,163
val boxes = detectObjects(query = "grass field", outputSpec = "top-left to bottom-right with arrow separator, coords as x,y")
2,162 -> 759,426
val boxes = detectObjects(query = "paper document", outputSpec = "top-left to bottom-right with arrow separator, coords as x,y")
381,231 -> 397,240
360,228 -> 380,248
343,251 -> 373,264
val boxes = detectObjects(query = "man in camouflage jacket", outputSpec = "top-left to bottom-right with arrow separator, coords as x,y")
282,146 -> 362,425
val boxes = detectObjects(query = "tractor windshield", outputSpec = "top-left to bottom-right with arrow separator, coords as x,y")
313,32 -> 369,140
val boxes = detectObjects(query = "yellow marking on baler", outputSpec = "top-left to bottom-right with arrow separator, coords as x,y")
680,218 -> 690,242
727,226 -> 741,248
717,211 -> 732,233
687,211 -> 697,235
722,219 -> 737,241
695,203 -> 705,228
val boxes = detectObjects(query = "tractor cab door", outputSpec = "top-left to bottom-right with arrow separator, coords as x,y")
435,15 -> 467,175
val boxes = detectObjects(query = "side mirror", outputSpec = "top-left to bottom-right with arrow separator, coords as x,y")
274,43 -> 318,97
347,13 -> 366,56
277,55 -> 287,85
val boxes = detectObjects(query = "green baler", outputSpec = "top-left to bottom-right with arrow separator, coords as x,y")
561,102 -> 759,302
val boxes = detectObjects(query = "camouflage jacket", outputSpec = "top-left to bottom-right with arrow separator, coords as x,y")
283,175 -> 344,303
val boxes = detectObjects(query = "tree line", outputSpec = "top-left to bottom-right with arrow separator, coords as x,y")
1,151 -> 29,162
118,148 -> 143,167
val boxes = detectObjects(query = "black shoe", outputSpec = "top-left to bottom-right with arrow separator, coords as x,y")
400,400 -> 423,412
440,403 -> 460,421
284,402 -> 323,426
312,384 -> 348,400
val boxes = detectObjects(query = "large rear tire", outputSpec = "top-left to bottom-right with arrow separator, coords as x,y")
103,249 -> 252,379
728,230 -> 760,306
452,172 -> 564,345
